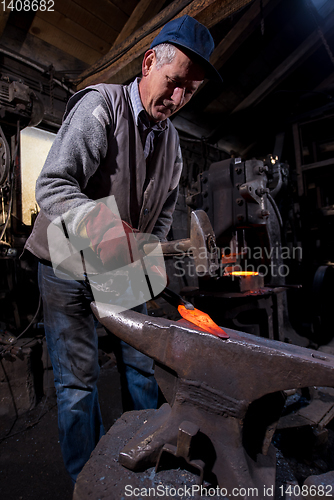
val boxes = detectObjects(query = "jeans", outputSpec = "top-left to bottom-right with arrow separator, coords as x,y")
38,262 -> 158,483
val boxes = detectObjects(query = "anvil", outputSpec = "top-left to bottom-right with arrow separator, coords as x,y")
91,302 -> 334,497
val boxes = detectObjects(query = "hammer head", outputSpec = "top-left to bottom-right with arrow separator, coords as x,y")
188,210 -> 219,276
190,210 -> 219,276
144,210 -> 219,277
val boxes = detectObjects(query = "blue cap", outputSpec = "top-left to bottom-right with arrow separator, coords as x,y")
150,15 -> 223,84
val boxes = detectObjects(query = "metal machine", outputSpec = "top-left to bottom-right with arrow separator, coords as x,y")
0,77 -> 44,337
181,155 -> 306,345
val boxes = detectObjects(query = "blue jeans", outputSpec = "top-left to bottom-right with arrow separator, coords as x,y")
38,262 -> 158,483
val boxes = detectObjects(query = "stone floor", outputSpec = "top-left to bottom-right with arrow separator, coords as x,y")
0,357 -> 123,500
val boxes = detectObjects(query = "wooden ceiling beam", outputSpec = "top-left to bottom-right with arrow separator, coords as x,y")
232,28 -> 326,113
108,0 -> 280,88
195,0 -> 255,29
195,0 -> 283,106
76,0 -> 253,90
75,0 -> 202,88
106,55 -> 143,85
75,0 -> 194,88
228,8 -> 334,113
0,8 -> 12,39
71,0 -> 128,33
111,0 -> 140,18
55,0 -> 118,44
29,17 -> 103,65
112,0 -> 166,47
34,10 -> 111,56
210,0 -> 283,69
315,71 -> 334,91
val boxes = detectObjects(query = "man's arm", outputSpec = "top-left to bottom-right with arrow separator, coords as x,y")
36,90 -> 111,236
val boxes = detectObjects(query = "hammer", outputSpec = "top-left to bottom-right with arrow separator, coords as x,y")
143,210 -> 219,277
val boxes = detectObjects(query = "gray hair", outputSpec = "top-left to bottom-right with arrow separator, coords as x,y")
153,43 -> 177,69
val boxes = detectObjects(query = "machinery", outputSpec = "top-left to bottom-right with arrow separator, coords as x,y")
0,48 -> 72,333
0,77 -> 44,336
178,155 -> 306,345
0,77 -> 44,241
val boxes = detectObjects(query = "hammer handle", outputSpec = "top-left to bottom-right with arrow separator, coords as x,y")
143,238 -> 191,256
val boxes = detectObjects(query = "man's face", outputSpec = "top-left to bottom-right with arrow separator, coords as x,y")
139,47 -> 205,123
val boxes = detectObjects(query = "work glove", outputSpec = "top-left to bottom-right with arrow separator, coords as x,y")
82,203 -> 168,301
82,202 -> 142,271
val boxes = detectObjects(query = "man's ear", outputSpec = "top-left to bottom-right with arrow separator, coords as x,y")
142,49 -> 156,77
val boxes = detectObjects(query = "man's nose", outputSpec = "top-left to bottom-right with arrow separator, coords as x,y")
171,87 -> 185,107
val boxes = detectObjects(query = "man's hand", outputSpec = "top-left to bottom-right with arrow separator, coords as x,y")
82,203 -> 168,302
83,203 -> 141,270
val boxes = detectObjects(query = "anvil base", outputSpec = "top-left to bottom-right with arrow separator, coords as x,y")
73,409 -> 227,500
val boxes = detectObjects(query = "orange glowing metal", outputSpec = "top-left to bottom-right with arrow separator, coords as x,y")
230,271 -> 259,276
178,305 -> 229,339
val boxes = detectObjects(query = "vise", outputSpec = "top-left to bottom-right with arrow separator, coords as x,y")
91,302 -> 334,497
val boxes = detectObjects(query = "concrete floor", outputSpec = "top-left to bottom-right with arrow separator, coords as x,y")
0,358 -> 123,500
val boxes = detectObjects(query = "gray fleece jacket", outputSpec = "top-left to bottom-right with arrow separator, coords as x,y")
25,82 -> 182,263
